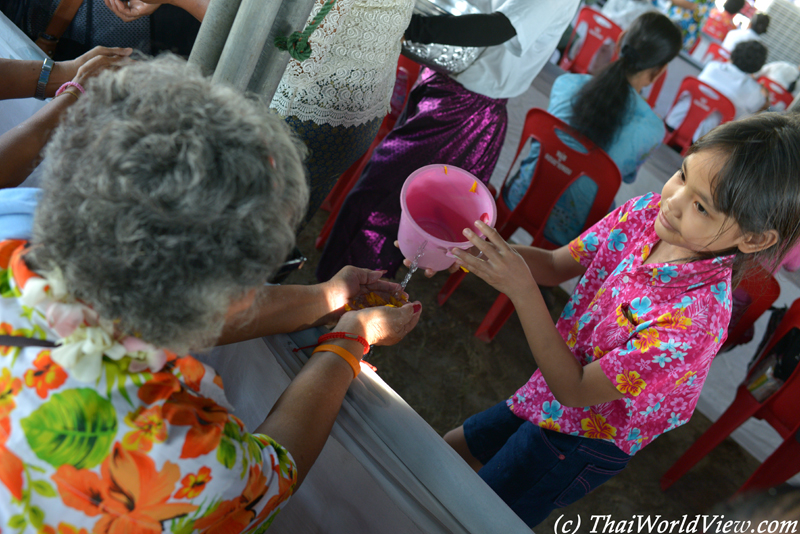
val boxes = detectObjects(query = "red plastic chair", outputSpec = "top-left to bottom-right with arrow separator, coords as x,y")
722,266 -> 781,351
663,77 -> 736,156
437,109 -> 622,342
315,56 -> 421,249
661,297 -> 800,496
559,6 -> 623,74
647,67 -> 667,109
758,76 -> 794,111
700,42 -> 731,64
702,9 -> 736,42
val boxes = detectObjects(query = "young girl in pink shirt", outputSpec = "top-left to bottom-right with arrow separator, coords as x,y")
435,112 -> 800,527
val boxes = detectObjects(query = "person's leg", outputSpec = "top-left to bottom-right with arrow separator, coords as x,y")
454,400 -> 527,473
444,426 -> 483,473
478,424 -> 631,528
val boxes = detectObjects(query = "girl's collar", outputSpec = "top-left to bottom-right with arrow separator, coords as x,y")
10,243 -> 172,383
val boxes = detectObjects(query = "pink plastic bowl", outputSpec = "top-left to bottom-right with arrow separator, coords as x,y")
398,164 -> 497,272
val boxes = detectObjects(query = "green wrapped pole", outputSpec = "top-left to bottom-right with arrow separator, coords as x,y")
248,0 -> 318,98
274,0 -> 337,62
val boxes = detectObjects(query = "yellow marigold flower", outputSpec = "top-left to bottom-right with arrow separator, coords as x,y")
616,370 -> 646,396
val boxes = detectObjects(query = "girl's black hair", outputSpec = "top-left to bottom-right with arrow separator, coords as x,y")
723,0 -> 745,15
751,13 -> 770,34
731,40 -> 768,74
688,111 -> 800,285
570,12 -> 682,151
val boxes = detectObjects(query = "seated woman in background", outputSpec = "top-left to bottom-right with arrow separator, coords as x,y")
503,12 -> 681,246
0,56 -> 421,531
665,39 -> 768,141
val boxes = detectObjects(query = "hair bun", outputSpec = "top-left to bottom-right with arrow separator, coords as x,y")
620,43 -> 640,66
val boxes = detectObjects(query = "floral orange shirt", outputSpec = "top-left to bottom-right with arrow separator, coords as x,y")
509,194 -> 733,455
0,240 -> 296,534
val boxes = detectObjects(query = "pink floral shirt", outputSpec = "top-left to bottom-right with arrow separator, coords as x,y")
509,193 -> 733,455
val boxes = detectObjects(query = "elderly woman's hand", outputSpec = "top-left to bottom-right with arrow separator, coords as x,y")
335,301 -> 421,346
325,266 -> 408,311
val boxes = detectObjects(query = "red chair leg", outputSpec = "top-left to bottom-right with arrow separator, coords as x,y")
735,426 -> 800,496
475,294 -> 515,343
437,270 -> 468,306
660,384 -> 761,490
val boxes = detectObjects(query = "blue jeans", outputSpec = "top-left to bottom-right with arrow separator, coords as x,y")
464,401 -> 630,527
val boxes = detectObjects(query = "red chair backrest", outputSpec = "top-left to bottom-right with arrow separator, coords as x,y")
647,67 -> 667,109
559,7 -> 623,74
701,43 -> 731,64
758,76 -> 794,111
746,297 -> 800,437
702,9 -> 735,42
723,265 -> 780,351
496,108 -> 621,248
663,77 -> 736,155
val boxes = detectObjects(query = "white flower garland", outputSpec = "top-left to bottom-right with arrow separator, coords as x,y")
19,268 -> 167,383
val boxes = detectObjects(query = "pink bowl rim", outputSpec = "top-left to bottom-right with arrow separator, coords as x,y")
399,164 -> 498,248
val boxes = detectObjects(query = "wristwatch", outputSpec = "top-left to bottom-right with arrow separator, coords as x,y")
34,57 -> 55,100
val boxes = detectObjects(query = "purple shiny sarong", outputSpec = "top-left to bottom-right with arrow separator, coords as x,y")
316,68 -> 508,281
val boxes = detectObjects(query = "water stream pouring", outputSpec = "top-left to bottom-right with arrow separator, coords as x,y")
399,240 -> 427,293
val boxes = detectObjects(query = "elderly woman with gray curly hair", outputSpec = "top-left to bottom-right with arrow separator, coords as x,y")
0,55 -> 421,533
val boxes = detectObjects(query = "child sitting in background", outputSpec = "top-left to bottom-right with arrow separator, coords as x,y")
665,39 -> 768,142
722,12 -> 770,52
504,12 -> 681,246
418,112 -> 800,527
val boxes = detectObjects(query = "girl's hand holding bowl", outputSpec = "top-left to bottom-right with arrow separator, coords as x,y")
450,220 -> 536,298
395,239 -> 481,278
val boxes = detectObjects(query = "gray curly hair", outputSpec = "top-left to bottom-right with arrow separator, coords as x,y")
29,55 -> 309,352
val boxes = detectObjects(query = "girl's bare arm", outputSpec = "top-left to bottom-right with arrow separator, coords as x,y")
452,222 -> 622,408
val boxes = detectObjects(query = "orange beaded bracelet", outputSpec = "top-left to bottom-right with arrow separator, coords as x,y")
312,343 -> 361,378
